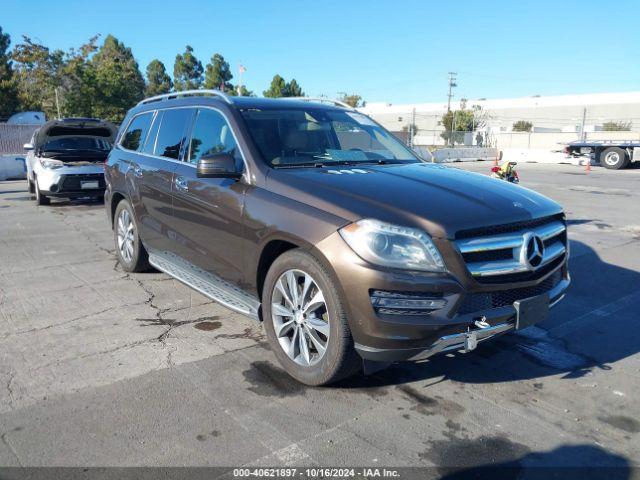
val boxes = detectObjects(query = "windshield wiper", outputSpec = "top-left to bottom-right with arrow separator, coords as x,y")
272,162 -> 327,169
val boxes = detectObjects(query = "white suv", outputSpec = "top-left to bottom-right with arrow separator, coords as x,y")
24,118 -> 116,205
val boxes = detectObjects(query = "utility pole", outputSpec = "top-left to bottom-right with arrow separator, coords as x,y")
54,87 -> 61,119
447,72 -> 457,112
580,107 -> 587,141
409,107 -> 416,148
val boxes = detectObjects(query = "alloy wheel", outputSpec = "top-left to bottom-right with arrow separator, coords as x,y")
271,269 -> 330,366
117,209 -> 135,264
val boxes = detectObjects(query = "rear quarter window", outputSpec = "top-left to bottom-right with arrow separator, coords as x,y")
120,112 -> 154,151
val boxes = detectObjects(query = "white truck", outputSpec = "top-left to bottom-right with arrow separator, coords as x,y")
564,140 -> 640,170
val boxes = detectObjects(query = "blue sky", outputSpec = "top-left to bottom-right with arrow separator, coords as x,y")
3,0 -> 639,104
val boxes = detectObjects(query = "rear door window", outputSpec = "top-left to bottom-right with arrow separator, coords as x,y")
120,112 -> 154,151
154,108 -> 195,160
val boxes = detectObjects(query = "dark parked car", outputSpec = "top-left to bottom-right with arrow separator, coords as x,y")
105,91 -> 569,386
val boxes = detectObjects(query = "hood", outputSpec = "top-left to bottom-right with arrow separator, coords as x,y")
35,118 -> 117,147
266,163 -> 563,238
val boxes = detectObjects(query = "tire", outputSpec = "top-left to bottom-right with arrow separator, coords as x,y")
34,177 -> 50,205
262,249 -> 361,386
113,199 -> 150,272
600,147 -> 629,170
28,178 -> 35,195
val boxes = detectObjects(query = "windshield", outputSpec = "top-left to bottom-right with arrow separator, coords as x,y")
239,107 -> 419,167
42,137 -> 112,152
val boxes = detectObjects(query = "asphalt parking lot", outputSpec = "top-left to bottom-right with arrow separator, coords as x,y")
0,162 -> 639,476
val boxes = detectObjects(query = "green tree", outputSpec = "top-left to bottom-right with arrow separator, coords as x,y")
440,99 -> 485,145
11,35 -> 64,118
512,120 -> 533,132
602,121 -> 631,131
145,59 -> 172,97
173,45 -> 203,91
228,84 -> 254,97
263,74 -> 286,98
89,35 -> 145,122
284,78 -> 303,97
203,53 -> 233,92
0,26 -> 18,119
57,35 -> 99,118
338,93 -> 363,108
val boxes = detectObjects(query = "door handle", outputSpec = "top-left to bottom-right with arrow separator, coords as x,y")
132,163 -> 143,178
175,176 -> 188,192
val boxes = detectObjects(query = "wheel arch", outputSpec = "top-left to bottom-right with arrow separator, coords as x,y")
109,190 -> 128,228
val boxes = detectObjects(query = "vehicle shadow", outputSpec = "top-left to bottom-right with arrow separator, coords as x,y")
437,444 -> 631,480
340,239 -> 640,387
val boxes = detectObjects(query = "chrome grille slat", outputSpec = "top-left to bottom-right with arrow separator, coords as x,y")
455,217 -> 567,280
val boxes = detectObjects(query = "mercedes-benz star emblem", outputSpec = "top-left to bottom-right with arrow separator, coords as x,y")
520,232 -> 545,270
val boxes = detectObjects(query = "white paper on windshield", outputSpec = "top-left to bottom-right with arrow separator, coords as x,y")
345,112 -> 378,127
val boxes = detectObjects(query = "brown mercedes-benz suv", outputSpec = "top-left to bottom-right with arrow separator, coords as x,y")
105,90 -> 569,386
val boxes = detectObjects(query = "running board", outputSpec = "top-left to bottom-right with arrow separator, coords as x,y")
148,250 -> 260,320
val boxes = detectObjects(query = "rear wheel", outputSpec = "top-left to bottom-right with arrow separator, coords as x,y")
34,177 -> 50,205
600,147 -> 629,170
262,249 -> 360,386
113,199 -> 150,272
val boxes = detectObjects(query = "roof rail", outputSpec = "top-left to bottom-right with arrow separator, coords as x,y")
137,89 -> 233,106
282,97 -> 356,110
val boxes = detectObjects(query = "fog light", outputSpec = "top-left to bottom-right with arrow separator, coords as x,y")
370,290 -> 447,315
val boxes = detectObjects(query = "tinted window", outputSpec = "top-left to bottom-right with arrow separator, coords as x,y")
154,108 -> 194,160
239,108 -> 417,166
121,113 -> 153,151
188,109 -> 241,167
43,137 -> 111,151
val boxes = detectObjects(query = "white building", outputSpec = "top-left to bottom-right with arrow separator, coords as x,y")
360,91 -> 640,147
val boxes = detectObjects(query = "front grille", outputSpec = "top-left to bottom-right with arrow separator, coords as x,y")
59,174 -> 105,192
454,215 -> 568,283
456,214 -> 565,239
457,270 -> 563,314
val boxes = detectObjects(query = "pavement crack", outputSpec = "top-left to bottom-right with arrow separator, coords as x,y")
0,430 -> 23,467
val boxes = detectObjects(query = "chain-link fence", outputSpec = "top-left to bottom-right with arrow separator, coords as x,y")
0,124 -> 40,155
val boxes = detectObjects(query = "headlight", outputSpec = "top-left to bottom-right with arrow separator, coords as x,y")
339,219 -> 445,272
39,158 -> 64,169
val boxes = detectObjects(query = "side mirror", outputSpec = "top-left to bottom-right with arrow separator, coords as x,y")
23,143 -> 34,150
196,153 -> 241,179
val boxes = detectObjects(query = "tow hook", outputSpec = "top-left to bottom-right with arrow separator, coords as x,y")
464,332 -> 478,352
464,316 -> 489,352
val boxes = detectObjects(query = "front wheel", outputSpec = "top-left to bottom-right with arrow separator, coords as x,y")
34,177 -> 50,205
262,249 -> 360,386
600,147 -> 629,170
113,199 -> 150,272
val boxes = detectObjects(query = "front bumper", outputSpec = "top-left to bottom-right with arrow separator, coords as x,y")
314,231 -> 570,362
36,165 -> 105,198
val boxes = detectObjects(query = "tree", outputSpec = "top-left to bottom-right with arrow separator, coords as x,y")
284,78 -> 303,97
57,35 -> 100,118
173,45 -> 203,91
603,121 -> 631,131
11,35 -> 64,118
263,74 -> 286,98
0,26 -> 18,119
339,93 -> 363,108
228,84 -> 254,97
512,120 -> 533,132
89,35 -> 145,122
203,53 -> 233,92
145,59 -> 172,97
440,99 -> 486,145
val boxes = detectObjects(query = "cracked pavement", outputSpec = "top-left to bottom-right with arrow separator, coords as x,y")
0,163 -> 639,475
